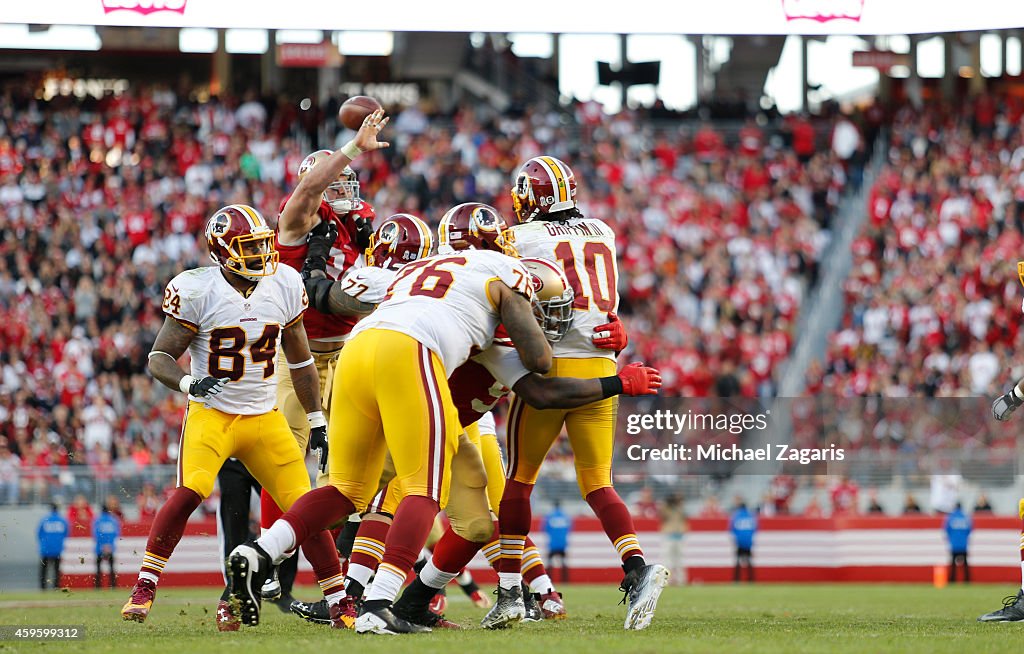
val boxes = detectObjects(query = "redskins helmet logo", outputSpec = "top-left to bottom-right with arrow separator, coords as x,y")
470,206 -> 500,234
378,220 -> 400,245
206,213 -> 231,239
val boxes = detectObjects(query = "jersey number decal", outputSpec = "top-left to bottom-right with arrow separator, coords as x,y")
209,325 -> 281,381
387,256 -> 469,300
162,287 -> 182,315
554,241 -> 617,311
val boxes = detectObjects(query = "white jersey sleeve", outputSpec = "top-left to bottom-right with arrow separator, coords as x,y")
350,249 -> 533,374
339,266 -> 396,305
509,218 -> 618,360
473,343 -> 531,389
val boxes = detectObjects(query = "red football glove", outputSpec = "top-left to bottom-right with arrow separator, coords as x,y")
618,362 -> 662,396
593,312 -> 628,352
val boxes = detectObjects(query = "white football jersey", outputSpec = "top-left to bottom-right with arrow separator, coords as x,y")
350,249 -> 534,375
477,410 -> 496,437
473,342 -> 531,390
508,217 -> 618,359
162,265 -> 308,415
339,265 -> 396,305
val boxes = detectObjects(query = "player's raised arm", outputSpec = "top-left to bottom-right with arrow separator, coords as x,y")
147,317 -> 227,398
492,280 -> 551,375
278,109 -> 390,242
281,317 -> 329,472
993,378 -> 1024,420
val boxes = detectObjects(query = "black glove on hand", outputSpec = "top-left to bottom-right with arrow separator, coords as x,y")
190,376 -> 228,398
353,216 -> 373,250
307,411 -> 329,474
302,219 -> 339,280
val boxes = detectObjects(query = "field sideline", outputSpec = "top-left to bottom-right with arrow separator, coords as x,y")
0,583 -> 1019,653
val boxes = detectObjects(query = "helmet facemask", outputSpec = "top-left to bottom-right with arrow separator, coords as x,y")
222,229 -> 279,281
532,290 -> 575,342
324,167 -> 361,214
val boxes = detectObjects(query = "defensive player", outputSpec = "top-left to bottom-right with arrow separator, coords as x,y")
119,205 -> 342,629
485,156 -> 669,631
228,205 -> 553,633
259,113 -> 387,606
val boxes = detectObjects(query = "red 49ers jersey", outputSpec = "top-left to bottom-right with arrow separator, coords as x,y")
449,358 -> 510,429
274,195 -> 374,341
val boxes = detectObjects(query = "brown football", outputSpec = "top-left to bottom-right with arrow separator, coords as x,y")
339,95 -> 382,130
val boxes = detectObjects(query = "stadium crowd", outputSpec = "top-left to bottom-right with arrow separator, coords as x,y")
0,79 -> 844,505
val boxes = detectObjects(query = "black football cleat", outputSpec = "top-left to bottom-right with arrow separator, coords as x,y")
522,584 -> 544,623
227,542 -> 272,626
354,605 -> 432,635
979,589 -> 1024,622
621,563 -> 670,630
290,598 -> 332,625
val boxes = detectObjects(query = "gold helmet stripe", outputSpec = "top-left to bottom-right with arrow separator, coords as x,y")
538,156 -> 567,204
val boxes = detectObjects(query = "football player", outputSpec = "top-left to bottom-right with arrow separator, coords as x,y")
484,157 -> 670,631
227,197 -> 552,634
258,110 -> 387,606
119,205 -> 341,630
980,348 -> 1024,621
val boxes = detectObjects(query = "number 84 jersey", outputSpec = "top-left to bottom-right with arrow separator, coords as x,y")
161,265 -> 308,415
508,217 -> 618,360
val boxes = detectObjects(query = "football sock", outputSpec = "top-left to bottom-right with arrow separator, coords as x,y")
586,487 -> 644,563
139,487 -> 202,585
370,495 -> 439,603
497,479 -> 533,576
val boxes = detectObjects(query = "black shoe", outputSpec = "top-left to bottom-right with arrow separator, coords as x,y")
979,589 -> 1024,622
290,598 -> 332,624
392,598 -> 462,630
272,592 -> 296,613
480,585 -> 526,629
354,605 -> 432,634
522,584 -> 543,623
227,541 -> 272,626
261,565 -> 282,601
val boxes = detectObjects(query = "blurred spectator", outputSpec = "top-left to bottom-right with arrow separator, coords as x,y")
68,493 -> 94,536
944,503 -> 972,583
903,492 -> 923,515
769,474 -> 797,514
0,440 -> 19,504
634,487 -> 660,520
543,500 -> 572,584
104,494 -> 125,521
93,501 -> 121,588
698,495 -> 726,518
830,476 -> 860,515
730,499 -> 757,583
37,503 -> 68,590
660,494 -> 688,586
930,468 -> 962,514
974,493 -> 994,514
136,483 -> 160,521
802,496 -> 825,518
865,489 -> 885,514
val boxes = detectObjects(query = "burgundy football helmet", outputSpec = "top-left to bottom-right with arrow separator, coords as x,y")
365,214 -> 433,270
205,204 -> 279,280
510,156 -> 577,223
437,202 -> 515,255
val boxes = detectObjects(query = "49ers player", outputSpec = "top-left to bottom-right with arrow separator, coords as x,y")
258,111 -> 388,607
485,157 -> 670,631
119,205 -> 338,630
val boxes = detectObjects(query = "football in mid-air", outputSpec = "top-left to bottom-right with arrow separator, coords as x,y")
339,95 -> 382,130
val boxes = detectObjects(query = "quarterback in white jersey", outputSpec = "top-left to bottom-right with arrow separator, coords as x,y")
486,156 -> 670,632
123,204 -> 341,629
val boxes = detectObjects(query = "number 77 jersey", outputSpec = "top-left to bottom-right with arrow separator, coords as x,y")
508,217 -> 618,360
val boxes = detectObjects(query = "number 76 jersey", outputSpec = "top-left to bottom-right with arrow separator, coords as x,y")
508,217 -> 618,360
161,265 -> 308,415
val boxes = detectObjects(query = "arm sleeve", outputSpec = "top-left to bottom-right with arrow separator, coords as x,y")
280,267 -> 309,326
473,346 -> 531,389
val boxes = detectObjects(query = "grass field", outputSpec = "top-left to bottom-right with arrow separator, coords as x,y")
0,583 -> 1021,653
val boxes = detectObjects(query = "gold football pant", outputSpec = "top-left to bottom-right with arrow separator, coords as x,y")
327,329 -> 461,512
177,401 -> 309,510
506,357 -> 617,497
276,347 -> 342,488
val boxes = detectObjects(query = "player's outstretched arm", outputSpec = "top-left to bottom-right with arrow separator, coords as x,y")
282,318 -> 329,472
993,379 -> 1024,420
493,280 -> 551,375
279,109 -> 390,243
513,362 -> 662,410
147,317 -> 228,397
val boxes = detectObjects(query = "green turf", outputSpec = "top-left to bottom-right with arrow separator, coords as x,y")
0,583 -> 1019,653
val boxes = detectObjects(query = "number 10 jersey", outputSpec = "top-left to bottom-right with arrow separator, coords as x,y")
508,217 -> 619,360
162,265 -> 308,415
